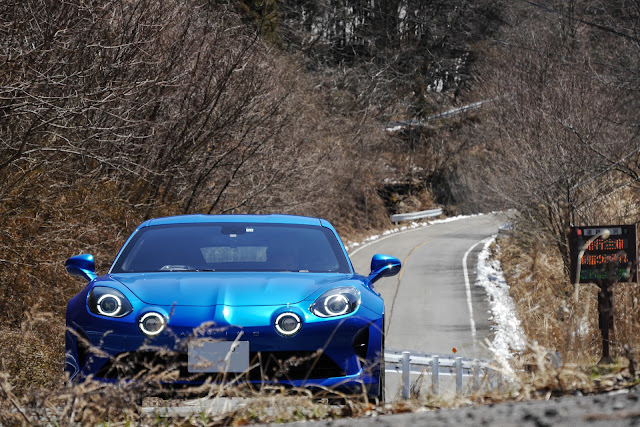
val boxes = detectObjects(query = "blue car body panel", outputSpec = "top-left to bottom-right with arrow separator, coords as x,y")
65,214 -> 398,397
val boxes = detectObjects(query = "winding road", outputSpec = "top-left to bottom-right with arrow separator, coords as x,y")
349,213 -> 505,397
146,213 -> 640,424
143,214 -> 507,412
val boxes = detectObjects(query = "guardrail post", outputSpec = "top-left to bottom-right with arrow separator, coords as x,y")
431,355 -> 439,395
455,357 -> 463,394
488,368 -> 496,390
402,351 -> 411,399
472,359 -> 480,391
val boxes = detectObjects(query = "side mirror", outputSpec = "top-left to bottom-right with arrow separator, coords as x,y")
65,254 -> 97,282
368,254 -> 401,284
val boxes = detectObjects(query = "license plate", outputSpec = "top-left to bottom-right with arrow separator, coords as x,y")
187,340 -> 249,373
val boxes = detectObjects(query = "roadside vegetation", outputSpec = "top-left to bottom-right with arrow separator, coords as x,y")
479,0 -> 640,399
1,0 -> 639,424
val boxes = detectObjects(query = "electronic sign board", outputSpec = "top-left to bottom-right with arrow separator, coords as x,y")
569,224 -> 638,284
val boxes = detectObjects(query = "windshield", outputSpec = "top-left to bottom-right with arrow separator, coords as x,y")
111,223 -> 351,274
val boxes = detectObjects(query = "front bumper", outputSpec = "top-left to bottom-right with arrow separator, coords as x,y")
65,303 -> 383,395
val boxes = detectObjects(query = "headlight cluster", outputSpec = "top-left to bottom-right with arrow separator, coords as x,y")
88,287 -> 167,336
310,286 -> 360,318
88,287 -> 133,318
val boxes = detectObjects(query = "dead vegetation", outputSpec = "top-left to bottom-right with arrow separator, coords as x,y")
1,224 -> 639,425
489,227 -> 640,409
496,229 -> 640,367
0,0 -> 391,395
1,0 -> 640,424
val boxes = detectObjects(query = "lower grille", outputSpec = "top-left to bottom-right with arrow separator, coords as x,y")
250,351 -> 346,380
95,350 -> 346,381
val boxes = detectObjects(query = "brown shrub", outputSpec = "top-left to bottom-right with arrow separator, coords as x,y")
498,231 -> 640,365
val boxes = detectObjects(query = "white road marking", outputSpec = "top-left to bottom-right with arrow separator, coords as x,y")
462,237 -> 493,356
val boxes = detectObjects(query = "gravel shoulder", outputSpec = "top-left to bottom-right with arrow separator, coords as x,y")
270,386 -> 640,426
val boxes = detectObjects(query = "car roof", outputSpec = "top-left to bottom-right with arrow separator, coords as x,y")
141,214 -> 325,227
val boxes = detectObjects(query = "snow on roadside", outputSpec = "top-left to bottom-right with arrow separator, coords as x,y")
475,235 -> 526,367
346,213 -> 481,253
345,212 -> 527,365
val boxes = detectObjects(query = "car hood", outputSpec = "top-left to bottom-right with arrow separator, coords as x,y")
109,272 -> 358,306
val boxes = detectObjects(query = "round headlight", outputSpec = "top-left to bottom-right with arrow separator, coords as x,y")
310,286 -> 361,318
88,287 -> 133,318
96,294 -> 122,316
274,312 -> 302,337
139,312 -> 166,336
325,294 -> 349,316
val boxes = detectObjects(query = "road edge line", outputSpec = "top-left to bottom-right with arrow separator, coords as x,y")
462,237 -> 493,357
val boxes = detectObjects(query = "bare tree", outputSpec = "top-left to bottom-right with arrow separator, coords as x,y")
466,0 -> 640,274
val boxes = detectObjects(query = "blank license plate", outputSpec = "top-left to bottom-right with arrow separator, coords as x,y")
188,340 -> 249,373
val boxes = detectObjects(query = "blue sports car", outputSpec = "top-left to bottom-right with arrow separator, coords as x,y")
64,214 -> 401,401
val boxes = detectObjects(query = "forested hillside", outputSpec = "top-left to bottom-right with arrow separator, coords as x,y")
1,0 -> 639,394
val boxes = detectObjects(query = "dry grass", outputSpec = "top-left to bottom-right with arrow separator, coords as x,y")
0,207 -> 636,426
0,358 -> 436,425
0,310 -> 64,392
497,232 -> 640,366
4,357 -> 637,426
486,230 -> 640,406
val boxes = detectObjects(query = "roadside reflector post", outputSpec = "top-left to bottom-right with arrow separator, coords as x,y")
455,356 -> 463,394
431,355 -> 439,395
402,351 -> 411,399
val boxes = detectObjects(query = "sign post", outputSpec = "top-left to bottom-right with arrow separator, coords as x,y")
569,224 -> 638,363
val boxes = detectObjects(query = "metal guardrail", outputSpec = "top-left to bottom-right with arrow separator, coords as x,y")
385,100 -> 491,132
385,350 -> 503,398
385,99 -> 493,132
390,208 -> 443,223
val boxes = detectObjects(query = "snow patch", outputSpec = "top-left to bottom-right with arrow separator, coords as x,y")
475,236 -> 526,366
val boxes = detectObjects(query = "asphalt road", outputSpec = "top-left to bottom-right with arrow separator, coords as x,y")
349,214 -> 504,360
349,214 -> 505,398
147,214 -> 640,424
